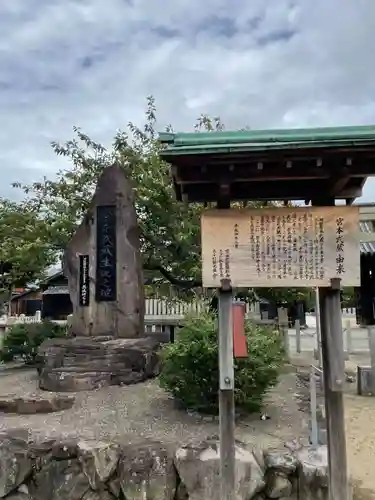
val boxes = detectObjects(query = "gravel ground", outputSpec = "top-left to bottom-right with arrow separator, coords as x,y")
292,354 -> 375,498
0,366 -> 307,451
1,363 -> 375,497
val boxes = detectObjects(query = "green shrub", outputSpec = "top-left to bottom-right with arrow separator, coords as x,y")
0,320 -> 67,365
159,312 -> 285,414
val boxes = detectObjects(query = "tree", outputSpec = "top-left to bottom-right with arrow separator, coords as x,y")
0,198 -> 56,310
11,96 -> 311,306
11,98 -> 219,294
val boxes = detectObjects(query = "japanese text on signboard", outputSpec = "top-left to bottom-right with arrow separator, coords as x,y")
79,254 -> 90,306
96,205 -> 117,302
201,206 -> 359,288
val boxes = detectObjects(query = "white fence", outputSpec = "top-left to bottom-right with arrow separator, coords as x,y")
0,298 -> 260,334
0,298 -> 260,346
341,307 -> 356,316
0,301 -> 355,330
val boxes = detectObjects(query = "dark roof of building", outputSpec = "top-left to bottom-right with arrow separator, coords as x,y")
42,285 -> 70,295
160,125 -> 375,156
159,125 -> 375,204
11,288 -> 40,301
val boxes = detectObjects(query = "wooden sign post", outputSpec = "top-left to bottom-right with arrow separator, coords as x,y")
320,279 -> 350,500
218,279 -> 235,500
200,206 -> 359,500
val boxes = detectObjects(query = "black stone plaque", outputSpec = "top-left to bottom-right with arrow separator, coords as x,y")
96,205 -> 117,302
79,254 -> 90,306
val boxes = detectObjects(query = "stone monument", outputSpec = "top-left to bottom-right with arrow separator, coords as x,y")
37,165 -> 160,392
64,163 -> 145,338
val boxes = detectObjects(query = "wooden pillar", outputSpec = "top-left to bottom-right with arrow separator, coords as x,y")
218,280 -> 235,500
315,287 -> 324,385
319,279 -> 350,500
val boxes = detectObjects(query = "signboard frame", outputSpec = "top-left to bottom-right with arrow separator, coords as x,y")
96,205 -> 117,302
201,206 -> 360,288
79,254 -> 90,307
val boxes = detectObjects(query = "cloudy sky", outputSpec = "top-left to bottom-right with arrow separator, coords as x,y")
1,0 -> 375,201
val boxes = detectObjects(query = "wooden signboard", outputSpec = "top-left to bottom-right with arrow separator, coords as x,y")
79,254 -> 90,306
96,205 -> 117,302
201,206 -> 360,288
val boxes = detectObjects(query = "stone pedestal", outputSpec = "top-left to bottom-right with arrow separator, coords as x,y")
38,336 -> 160,392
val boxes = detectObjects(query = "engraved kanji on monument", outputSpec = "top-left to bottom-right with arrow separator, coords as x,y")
64,164 -> 145,338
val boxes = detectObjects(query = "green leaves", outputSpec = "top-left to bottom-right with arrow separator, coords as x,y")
10,96 -> 205,295
0,321 -> 67,365
0,198 -> 56,296
159,312 -> 285,414
5,95 -> 312,309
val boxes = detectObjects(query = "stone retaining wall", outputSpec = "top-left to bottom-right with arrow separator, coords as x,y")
0,430 -> 330,499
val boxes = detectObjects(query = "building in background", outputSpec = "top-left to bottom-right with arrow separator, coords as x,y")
357,204 -> 375,325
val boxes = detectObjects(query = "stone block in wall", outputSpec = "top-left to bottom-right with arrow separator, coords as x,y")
77,441 -> 120,490
263,448 -> 298,475
4,493 -> 31,500
119,442 -> 176,499
0,433 -> 31,498
30,459 -> 90,500
81,491 -> 115,500
263,448 -> 298,500
264,470 -> 293,498
0,431 -> 351,500
174,438 -> 265,500
296,445 -> 329,500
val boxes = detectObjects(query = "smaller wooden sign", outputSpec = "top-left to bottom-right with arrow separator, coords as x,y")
79,254 -> 90,306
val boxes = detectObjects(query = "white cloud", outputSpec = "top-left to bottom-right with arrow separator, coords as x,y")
1,0 -> 375,200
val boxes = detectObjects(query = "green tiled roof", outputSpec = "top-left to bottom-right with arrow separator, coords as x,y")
159,125 -> 375,156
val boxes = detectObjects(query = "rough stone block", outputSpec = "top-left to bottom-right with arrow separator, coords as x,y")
357,365 -> 374,395
119,442 -> 176,500
264,470 -> 293,498
263,448 -> 298,474
0,434 -> 31,498
296,445 -> 329,500
38,336 -> 160,392
174,439 -> 264,500
78,441 -> 120,490
0,395 -> 75,414
30,459 -> 90,500
0,434 -> 355,500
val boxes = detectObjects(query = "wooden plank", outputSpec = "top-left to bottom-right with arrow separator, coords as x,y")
319,282 -> 350,500
325,281 -> 346,393
218,286 -> 235,500
201,206 -> 360,288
